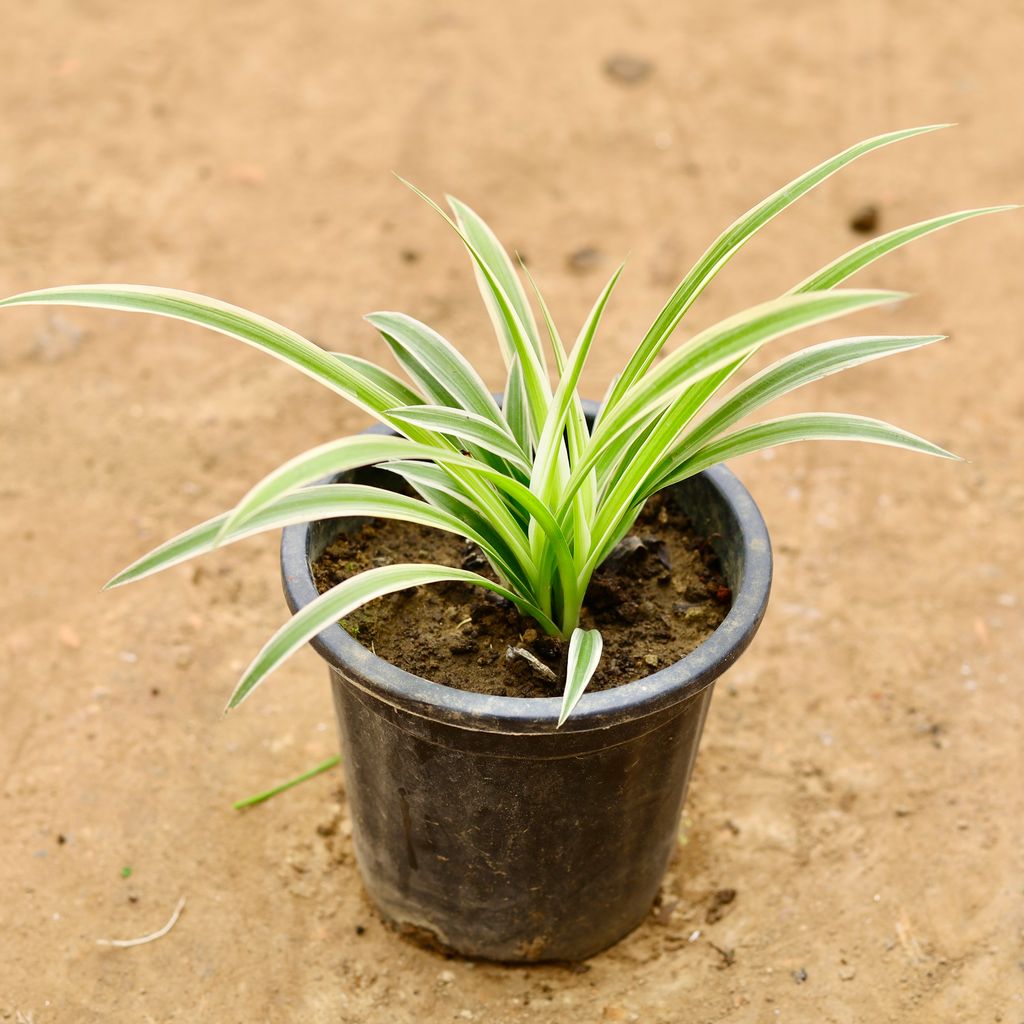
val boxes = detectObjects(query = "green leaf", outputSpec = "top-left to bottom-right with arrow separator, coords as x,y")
582,362 -> 747,583
600,125 -> 949,418
531,265 -> 623,504
520,261 -> 599,558
564,289 -> 906,518
0,285 -> 400,419
397,179 -> 551,444
790,206 -> 1017,293
365,311 -> 506,426
385,405 -> 531,473
558,628 -> 603,727
107,484 -> 506,589
447,195 -> 543,359
376,461 -> 534,596
660,412 -> 959,487
502,356 -> 532,455
334,352 -> 424,407
651,334 -> 945,491
596,289 -> 904,445
384,457 -> 580,623
217,434 -> 445,540
227,563 -> 557,709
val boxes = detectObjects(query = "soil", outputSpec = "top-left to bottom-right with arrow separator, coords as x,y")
2,3 -> 1023,1023
312,491 -> 729,697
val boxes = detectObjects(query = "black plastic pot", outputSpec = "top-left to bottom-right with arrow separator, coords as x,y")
280,411 -> 772,962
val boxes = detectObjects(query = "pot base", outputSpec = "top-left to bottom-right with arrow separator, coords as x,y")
332,667 -> 716,963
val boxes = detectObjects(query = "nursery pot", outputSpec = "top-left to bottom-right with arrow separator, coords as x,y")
280,407 -> 772,962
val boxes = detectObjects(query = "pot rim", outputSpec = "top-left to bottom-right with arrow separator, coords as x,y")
280,453 -> 772,735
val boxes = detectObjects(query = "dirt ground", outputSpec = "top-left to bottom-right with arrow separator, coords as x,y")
2,1 -> 1022,1021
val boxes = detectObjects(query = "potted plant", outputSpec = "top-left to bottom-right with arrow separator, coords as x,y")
1,124 -> 1009,962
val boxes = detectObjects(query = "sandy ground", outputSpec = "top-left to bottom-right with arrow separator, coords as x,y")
2,1 -> 1022,1021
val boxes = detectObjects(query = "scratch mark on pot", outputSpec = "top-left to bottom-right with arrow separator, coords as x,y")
397,787 -> 418,870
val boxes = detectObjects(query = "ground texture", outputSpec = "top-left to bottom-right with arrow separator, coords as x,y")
1,2 -> 1022,1021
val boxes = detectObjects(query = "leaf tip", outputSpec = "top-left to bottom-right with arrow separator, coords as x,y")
911,122 -> 955,134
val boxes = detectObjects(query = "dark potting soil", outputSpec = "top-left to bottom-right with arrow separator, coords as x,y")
312,492 -> 731,698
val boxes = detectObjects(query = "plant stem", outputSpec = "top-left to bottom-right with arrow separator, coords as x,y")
232,754 -> 341,810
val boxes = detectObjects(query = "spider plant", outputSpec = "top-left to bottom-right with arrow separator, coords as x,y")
1,125 -> 1010,725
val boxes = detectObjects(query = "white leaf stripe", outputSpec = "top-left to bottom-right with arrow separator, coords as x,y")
558,628 -> 603,727
386,405 -> 531,472
0,286 -> 399,418
218,435 -> 442,540
108,484 -> 507,589
502,357 -> 532,454
228,564 -> 558,709
378,462 -> 534,595
448,195 -> 543,358
530,266 -> 623,505
334,352 -> 424,407
384,457 -> 580,618
790,207 -> 1016,294
601,125 -> 949,418
560,289 -> 905,520
651,334 -> 945,487
596,290 -> 904,449
396,177 -> 551,444
580,362 -> 746,583
520,260 -> 597,527
365,311 -> 506,427
659,412 -> 959,487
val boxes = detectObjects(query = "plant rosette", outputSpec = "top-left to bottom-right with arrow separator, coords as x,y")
1,125 -> 1013,961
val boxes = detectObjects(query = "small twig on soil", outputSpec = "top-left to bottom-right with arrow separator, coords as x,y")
709,941 -> 736,968
504,645 -> 557,683
96,895 -> 186,948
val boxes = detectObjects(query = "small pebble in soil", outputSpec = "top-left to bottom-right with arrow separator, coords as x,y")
793,968 -> 808,984
355,924 -> 366,935
838,964 -> 857,981
849,203 -> 880,234
602,53 -> 653,84
566,246 -> 602,273
705,887 -> 737,923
